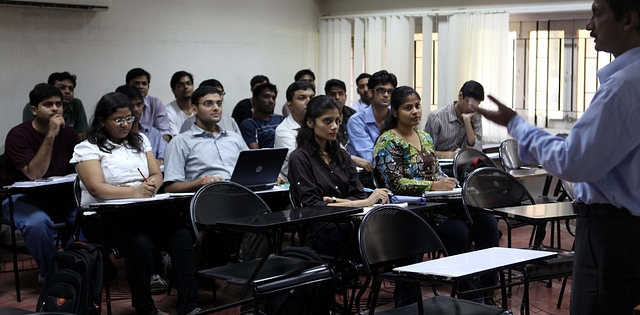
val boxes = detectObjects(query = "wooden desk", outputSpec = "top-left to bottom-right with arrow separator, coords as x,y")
394,247 -> 557,309
486,202 -> 575,249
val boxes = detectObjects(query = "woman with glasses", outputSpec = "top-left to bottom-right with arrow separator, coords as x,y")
71,92 -> 200,315
373,86 -> 499,303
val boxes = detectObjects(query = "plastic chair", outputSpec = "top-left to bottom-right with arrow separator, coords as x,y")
452,148 -> 498,183
185,181 -> 334,315
355,205 -> 513,315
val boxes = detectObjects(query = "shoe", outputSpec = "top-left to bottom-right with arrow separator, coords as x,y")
150,274 -> 168,294
38,273 -> 46,284
153,309 -> 169,315
162,253 -> 172,276
186,307 -> 202,315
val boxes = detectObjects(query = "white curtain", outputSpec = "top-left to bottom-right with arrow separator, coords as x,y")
438,12 -> 510,143
318,18 -> 352,90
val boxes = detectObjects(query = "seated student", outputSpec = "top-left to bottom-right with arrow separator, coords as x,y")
239,83 -> 284,149
274,81 -> 315,178
164,86 -> 267,262
71,93 -> 200,315
115,85 -> 166,165
424,80 -> 484,158
165,71 -> 195,137
126,68 -> 172,142
3,83 -> 80,283
231,75 -> 269,127
324,79 -> 356,147
179,79 -> 240,134
351,73 -> 371,112
288,95 -> 423,308
22,71 -> 89,139
374,86 -> 499,301
281,69 -> 316,117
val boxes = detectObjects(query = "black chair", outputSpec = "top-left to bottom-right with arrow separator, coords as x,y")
452,148 -> 498,183
185,181 -> 334,315
0,153 -> 70,302
355,205 -> 513,315
462,168 -> 573,314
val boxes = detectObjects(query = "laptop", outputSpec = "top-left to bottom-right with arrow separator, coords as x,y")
229,148 -> 288,191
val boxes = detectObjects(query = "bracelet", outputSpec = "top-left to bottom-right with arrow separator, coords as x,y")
201,176 -> 208,185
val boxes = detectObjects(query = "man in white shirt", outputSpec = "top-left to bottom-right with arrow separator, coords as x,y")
351,73 -> 371,112
274,81 -> 315,177
165,71 -> 194,137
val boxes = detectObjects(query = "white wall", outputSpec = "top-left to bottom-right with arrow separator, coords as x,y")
0,0 -> 321,151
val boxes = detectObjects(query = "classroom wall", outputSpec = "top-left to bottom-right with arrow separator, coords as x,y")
0,0 -> 321,152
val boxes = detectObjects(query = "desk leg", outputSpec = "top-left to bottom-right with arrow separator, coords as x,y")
8,194 -> 21,302
98,213 -> 113,315
499,270 -> 508,310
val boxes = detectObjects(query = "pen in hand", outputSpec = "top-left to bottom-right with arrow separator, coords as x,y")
137,168 -> 148,182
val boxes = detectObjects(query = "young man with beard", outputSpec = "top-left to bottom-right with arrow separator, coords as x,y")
239,83 -> 284,149
165,71 -> 195,137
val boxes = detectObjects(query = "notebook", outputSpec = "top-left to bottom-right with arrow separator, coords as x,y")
229,148 -> 288,191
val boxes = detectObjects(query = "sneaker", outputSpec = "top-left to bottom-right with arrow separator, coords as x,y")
162,253 -> 172,276
153,309 -> 169,315
150,274 -> 168,294
186,307 -> 202,315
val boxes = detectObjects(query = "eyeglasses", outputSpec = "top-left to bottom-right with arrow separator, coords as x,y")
200,100 -> 224,107
375,88 -> 394,95
113,116 -> 135,125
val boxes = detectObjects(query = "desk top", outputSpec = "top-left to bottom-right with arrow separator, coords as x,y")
508,168 -> 549,179
3,174 -> 76,190
393,247 -> 556,280
216,206 -> 362,233
489,202 -> 575,223
422,187 -> 461,198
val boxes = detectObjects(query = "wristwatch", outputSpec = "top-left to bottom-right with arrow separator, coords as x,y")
332,196 -> 337,203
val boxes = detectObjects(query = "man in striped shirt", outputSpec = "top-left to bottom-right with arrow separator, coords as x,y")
424,80 -> 484,158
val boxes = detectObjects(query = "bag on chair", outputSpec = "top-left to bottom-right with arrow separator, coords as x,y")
36,241 -> 104,315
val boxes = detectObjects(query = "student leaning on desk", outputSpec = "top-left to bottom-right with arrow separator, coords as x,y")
70,92 -> 200,315
373,86 -> 500,303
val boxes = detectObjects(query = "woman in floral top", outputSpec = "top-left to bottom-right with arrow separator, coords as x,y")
374,86 -> 499,302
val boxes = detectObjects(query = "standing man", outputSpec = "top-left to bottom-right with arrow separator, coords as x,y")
473,1 -> 640,314
3,83 -> 79,282
22,71 -> 89,139
126,68 -> 172,142
351,73 -> 372,112
239,83 -> 284,149
115,85 -> 167,166
424,80 -> 484,158
165,71 -> 195,137
347,70 -> 397,163
232,75 -> 269,126
274,81 -> 315,177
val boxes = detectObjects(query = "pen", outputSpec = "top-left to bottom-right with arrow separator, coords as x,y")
137,168 -> 148,182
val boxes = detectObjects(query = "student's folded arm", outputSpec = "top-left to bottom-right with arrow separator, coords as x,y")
75,160 -> 137,200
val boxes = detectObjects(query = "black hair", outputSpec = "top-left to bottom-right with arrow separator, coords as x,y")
170,71 -> 194,89
605,0 -> 640,28
125,68 -> 151,84
355,73 -> 371,84
367,70 -> 398,90
250,75 -> 269,88
379,86 -> 421,134
114,84 -> 143,101
459,80 -> 485,101
296,95 -> 348,169
87,92 -> 144,154
323,79 -> 346,95
191,86 -> 224,105
252,82 -> 278,99
294,69 -> 315,81
199,79 -> 224,91
47,72 -> 77,88
29,83 -> 64,107
286,81 -> 316,102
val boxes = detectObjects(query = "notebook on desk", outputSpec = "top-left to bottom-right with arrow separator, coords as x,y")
229,148 -> 287,191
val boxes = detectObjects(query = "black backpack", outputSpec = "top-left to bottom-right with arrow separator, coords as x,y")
36,242 -> 104,315
268,246 -> 325,315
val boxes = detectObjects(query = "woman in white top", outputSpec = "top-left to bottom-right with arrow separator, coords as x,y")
71,92 -> 199,315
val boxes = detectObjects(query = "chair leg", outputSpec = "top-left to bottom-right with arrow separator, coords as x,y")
557,277 -> 569,309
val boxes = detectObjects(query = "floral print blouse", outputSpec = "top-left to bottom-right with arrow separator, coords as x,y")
373,129 -> 444,195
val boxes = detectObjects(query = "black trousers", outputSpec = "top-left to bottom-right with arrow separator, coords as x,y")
571,203 -> 640,315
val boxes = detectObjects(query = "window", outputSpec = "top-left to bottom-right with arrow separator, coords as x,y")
414,33 -> 438,113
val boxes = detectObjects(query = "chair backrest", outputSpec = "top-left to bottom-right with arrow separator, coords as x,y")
359,206 -> 447,270
189,181 -> 271,241
372,166 -> 386,189
73,177 -> 82,209
452,148 -> 497,183
561,180 -> 575,201
462,167 -> 536,212
499,139 -> 540,170
288,188 -> 301,209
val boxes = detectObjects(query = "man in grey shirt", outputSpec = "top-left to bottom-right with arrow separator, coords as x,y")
424,80 -> 484,158
163,85 -> 267,261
